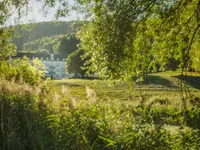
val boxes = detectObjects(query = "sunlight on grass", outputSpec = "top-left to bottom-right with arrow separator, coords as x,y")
51,71 -> 200,110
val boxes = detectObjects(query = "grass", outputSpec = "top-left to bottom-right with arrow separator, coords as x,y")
52,71 -> 200,109
2,71 -> 200,149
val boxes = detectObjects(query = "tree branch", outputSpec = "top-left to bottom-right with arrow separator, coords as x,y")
184,23 -> 200,67
187,23 -> 200,54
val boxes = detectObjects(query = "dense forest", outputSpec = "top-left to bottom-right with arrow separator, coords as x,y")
12,21 -> 84,56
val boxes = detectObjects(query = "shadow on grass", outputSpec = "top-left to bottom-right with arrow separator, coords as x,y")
174,75 -> 200,90
71,76 -> 100,80
54,77 -> 100,87
139,75 -> 176,88
54,81 -> 83,87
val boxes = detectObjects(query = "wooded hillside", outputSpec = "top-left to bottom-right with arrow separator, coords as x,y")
12,21 -> 85,56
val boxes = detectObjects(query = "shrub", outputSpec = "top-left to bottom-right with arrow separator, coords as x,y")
0,57 -> 45,86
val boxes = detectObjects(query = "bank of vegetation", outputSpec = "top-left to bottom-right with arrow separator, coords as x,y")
1,61 -> 200,149
1,0 -> 200,149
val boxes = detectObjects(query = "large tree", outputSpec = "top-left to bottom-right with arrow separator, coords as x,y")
75,0 -> 200,80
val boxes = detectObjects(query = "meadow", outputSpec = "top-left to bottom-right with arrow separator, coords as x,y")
52,71 -> 200,109
1,70 -> 200,149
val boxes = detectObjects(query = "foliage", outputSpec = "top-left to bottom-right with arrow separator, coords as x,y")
76,0 -> 200,81
1,78 -> 200,149
66,49 -> 86,78
0,79 -> 54,150
0,0 -> 29,26
0,57 -> 45,86
22,34 -> 65,53
1,1 -> 200,149
3,1 -> 199,81
58,34 -> 79,56
12,21 -> 84,51
0,0 -> 28,63
0,28 -> 17,60
18,26 -> 80,57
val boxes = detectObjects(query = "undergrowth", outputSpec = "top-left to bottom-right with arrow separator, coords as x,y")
1,78 -> 200,149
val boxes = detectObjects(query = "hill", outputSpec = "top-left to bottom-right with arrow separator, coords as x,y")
12,21 -> 85,56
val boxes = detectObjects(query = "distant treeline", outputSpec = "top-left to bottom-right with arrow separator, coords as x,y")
12,21 -> 85,56
22,34 -> 65,53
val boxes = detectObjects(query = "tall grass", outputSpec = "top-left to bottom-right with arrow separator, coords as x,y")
1,79 -> 200,149
0,79 -> 55,149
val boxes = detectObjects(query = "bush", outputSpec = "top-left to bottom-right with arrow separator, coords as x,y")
0,57 -> 45,86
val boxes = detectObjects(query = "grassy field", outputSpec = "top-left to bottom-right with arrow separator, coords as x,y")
2,71 -> 200,149
52,71 -> 200,109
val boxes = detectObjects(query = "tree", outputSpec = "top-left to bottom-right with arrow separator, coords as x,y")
66,49 -> 86,78
76,0 -> 200,81
0,28 -> 17,60
2,0 -> 200,81
0,0 -> 30,59
58,34 -> 79,57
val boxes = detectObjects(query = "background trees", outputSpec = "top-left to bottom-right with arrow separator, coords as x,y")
58,34 -> 79,56
1,0 -> 200,81
12,21 -> 83,52
66,49 -> 86,78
